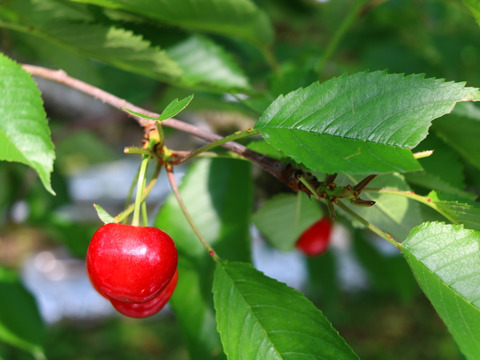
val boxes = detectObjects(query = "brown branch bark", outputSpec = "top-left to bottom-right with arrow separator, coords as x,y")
22,64 -> 286,180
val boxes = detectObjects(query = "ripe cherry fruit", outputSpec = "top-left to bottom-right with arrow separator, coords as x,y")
86,223 -> 177,303
110,270 -> 178,318
295,217 -> 332,257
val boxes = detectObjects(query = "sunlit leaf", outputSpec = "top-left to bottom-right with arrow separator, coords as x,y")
402,222 -> 480,360
0,53 -> 55,194
213,261 -> 359,360
255,71 -> 480,174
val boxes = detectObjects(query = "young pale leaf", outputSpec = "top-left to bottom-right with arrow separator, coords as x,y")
402,222 -> 480,360
157,94 -> 194,121
213,261 -> 359,360
155,158 -> 252,360
68,0 -> 274,48
0,53 -> 55,194
253,192 -> 323,251
93,203 -> 116,224
0,267 -> 46,358
255,71 -> 480,174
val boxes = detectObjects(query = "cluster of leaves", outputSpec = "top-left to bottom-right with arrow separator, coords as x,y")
1,0 -> 480,359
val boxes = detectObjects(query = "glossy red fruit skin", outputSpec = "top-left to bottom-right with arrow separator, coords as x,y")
86,223 -> 177,303
110,270 -> 178,318
296,217 -> 332,257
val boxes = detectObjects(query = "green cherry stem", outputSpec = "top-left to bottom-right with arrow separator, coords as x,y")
165,164 -> 219,261
132,155 -> 151,226
365,188 -> 456,224
172,128 -> 260,165
115,163 -> 161,224
336,201 -> 402,249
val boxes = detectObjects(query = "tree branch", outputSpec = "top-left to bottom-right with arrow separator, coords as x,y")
22,64 -> 286,180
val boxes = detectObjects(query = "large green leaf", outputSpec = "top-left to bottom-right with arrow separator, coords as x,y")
402,222 -> 480,360
0,53 -> 55,194
252,192 -> 323,252
0,267 -> 46,359
213,261 -> 359,360
155,158 -> 252,360
68,0 -> 274,48
254,71 -> 480,174
0,0 -> 252,92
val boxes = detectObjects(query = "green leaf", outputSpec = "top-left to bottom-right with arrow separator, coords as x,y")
0,53 -> 55,194
253,192 -> 323,251
166,35 -> 251,92
427,191 -> 480,230
462,0 -> 480,27
254,71 -> 480,174
0,1 -> 183,82
340,173 -> 423,241
40,22 -> 183,82
213,261 -> 359,360
155,158 -> 252,360
433,102 -> 480,170
68,0 -> 274,48
93,203 -> 116,224
0,267 -> 46,358
402,222 -> 480,360
157,94 -> 194,121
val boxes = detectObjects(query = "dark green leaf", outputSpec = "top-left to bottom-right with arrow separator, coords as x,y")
434,102 -> 480,170
0,53 -> 55,194
0,267 -> 46,358
213,261 -> 359,360
155,158 -> 252,360
353,232 -> 418,301
68,0 -> 274,47
253,192 -> 323,251
255,71 -> 480,174
402,222 -> 480,360
166,35 -> 250,92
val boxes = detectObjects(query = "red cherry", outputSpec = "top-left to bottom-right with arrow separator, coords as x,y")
110,270 -> 178,318
86,223 -> 177,303
296,217 -> 332,257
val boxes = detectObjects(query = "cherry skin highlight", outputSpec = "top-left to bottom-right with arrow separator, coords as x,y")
86,223 -> 177,303
296,217 -> 332,257
110,270 -> 178,318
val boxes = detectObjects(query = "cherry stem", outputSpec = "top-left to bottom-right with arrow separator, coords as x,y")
165,165 -> 219,261
171,128 -> 260,165
115,163 -> 161,223
336,201 -> 402,249
132,155 -> 150,226
364,188 -> 456,224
